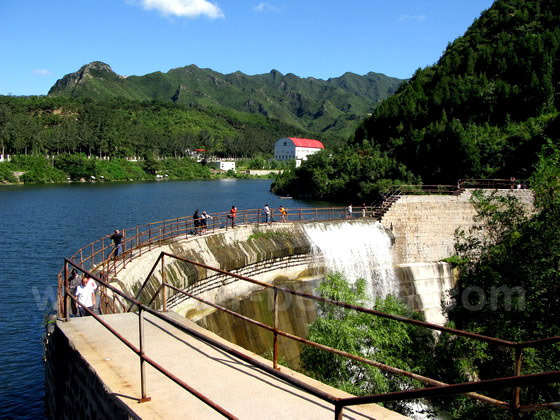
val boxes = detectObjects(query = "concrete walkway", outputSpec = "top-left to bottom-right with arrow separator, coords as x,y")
59,312 -> 409,419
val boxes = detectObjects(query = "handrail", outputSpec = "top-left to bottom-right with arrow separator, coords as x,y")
131,252 -> 559,418
57,180 -> 550,418
59,178 -> 528,309
59,205 -> 387,316
62,254 -> 560,419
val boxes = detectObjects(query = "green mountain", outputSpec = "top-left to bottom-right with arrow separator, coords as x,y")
272,0 -> 560,201
47,62 -> 404,138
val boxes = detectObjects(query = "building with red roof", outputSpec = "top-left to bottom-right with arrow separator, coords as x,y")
274,137 -> 325,167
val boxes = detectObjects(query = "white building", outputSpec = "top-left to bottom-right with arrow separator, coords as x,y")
274,137 -> 325,167
210,161 -> 236,171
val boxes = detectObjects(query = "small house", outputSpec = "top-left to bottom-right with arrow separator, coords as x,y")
210,161 -> 236,171
274,137 -> 325,167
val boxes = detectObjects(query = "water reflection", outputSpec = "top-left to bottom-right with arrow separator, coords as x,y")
195,277 -> 321,369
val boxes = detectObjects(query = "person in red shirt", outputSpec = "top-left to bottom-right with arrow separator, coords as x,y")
229,205 -> 237,228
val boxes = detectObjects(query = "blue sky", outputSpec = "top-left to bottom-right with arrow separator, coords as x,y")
1,0 -> 495,96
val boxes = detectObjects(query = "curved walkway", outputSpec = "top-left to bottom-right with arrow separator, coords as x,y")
59,311 -> 408,419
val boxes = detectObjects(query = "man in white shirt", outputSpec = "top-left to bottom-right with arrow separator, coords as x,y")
264,204 -> 271,225
75,275 -> 96,316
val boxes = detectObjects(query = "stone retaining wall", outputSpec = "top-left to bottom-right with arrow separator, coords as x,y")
44,325 -> 139,420
382,189 -> 534,264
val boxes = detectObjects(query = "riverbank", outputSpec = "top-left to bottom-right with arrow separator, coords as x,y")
0,154 -> 278,185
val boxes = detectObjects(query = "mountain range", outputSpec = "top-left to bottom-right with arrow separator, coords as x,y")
47,62 -> 404,138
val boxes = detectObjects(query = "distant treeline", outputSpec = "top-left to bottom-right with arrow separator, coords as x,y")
0,95 -> 334,160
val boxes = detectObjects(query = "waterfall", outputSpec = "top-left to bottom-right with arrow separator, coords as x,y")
302,220 -> 398,301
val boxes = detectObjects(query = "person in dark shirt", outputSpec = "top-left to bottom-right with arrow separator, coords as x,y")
110,229 -> 124,257
193,209 -> 201,234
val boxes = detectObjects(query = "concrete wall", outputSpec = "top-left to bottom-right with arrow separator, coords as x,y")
381,189 -> 534,265
113,223 -> 315,319
44,324 -> 139,420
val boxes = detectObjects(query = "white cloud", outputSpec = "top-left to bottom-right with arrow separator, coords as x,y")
254,2 -> 280,13
138,0 -> 224,19
398,14 -> 426,23
33,69 -> 52,76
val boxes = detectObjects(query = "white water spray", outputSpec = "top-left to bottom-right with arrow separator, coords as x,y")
302,220 -> 398,301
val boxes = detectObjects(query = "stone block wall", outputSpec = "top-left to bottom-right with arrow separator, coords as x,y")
44,325 -> 139,420
382,189 -> 534,264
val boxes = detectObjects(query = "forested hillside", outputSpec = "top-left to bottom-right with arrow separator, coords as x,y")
48,62 -> 404,138
0,95 -> 324,159
272,0 -> 560,202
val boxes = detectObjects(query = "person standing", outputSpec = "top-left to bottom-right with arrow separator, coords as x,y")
193,209 -> 201,235
264,204 -> 271,225
279,205 -> 287,222
110,229 -> 124,258
228,205 -> 237,228
361,203 -> 367,218
201,210 -> 212,234
346,204 -> 352,219
75,275 -> 96,316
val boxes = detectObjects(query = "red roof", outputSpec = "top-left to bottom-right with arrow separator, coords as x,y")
288,137 -> 325,149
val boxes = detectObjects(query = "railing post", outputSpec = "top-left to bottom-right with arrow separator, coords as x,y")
334,403 -> 344,420
161,255 -> 167,312
511,347 -> 523,419
138,308 -> 151,403
273,287 -> 279,370
64,261 -> 70,321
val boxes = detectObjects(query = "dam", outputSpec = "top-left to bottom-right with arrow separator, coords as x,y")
46,185 -> 543,419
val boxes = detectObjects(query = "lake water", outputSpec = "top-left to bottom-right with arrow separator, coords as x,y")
0,179 -> 328,419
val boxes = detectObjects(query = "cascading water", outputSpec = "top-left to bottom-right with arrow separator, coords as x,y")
302,220 -> 398,301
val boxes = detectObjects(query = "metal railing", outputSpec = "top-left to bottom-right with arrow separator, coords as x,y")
61,252 -> 560,419
56,206 -> 377,316
57,179 -> 530,315
56,180 -> 553,418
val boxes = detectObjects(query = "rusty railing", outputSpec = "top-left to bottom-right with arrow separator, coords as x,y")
122,252 -> 558,419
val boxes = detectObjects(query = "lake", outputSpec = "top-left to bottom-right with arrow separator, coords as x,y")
0,179 -> 328,419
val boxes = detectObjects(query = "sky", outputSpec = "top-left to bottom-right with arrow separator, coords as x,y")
1,0 -> 495,96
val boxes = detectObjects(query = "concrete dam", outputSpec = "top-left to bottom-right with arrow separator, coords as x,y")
46,188 -> 535,419
115,189 -> 534,326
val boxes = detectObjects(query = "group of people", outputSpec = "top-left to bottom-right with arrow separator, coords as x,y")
193,209 -> 213,234
347,203 -> 369,218
69,269 -> 98,317
264,204 -> 288,224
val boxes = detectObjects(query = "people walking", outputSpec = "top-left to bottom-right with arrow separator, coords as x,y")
75,275 -> 96,316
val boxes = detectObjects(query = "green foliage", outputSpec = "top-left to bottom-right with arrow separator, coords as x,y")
301,273 -> 435,416
0,155 -> 67,183
247,229 -> 287,241
275,0 -> 560,202
437,176 -> 560,418
48,62 -> 404,138
0,95 -> 328,160
355,0 -> 560,183
271,147 -> 419,203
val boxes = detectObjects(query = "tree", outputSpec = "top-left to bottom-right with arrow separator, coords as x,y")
301,273 -> 435,416
435,158 -> 560,418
